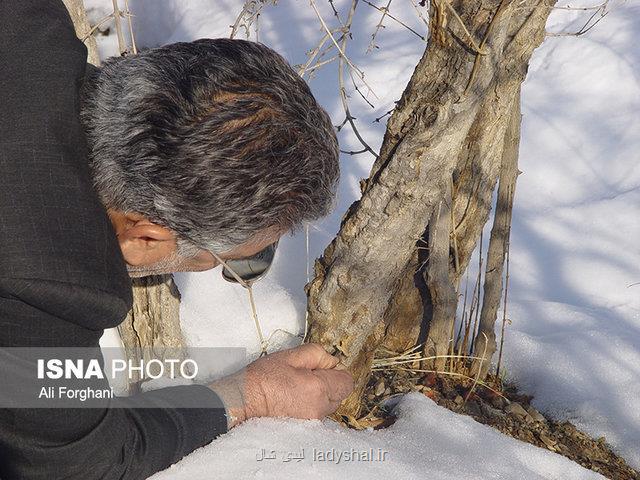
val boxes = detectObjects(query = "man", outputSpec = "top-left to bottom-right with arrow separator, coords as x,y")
0,1 -> 353,479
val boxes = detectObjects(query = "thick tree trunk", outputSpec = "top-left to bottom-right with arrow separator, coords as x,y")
307,0 -> 554,417
65,1 -> 187,394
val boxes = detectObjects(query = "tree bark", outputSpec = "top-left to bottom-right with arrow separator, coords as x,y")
64,1 -> 187,394
118,276 -> 186,394
62,0 -> 100,66
471,87 -> 521,379
307,0 -> 554,417
423,180 -> 457,371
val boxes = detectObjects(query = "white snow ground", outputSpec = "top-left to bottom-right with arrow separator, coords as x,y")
151,393 -> 604,480
92,0 -> 640,477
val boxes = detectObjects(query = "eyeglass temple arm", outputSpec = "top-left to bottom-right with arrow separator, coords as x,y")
208,250 -> 251,288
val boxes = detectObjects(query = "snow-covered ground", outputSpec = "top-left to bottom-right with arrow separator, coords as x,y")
151,393 -> 604,480
92,0 -> 640,477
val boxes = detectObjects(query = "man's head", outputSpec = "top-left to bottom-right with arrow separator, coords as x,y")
81,39 -> 339,277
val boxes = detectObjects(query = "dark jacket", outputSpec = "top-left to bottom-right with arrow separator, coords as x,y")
0,2 -> 227,478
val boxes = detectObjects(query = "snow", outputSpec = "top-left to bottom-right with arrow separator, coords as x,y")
505,1 -> 640,468
150,393 -> 604,480
90,0 -> 640,476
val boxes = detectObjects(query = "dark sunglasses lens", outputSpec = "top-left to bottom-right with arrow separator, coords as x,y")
222,242 -> 278,284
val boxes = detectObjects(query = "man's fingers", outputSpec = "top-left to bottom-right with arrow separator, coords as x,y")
312,368 -> 354,403
284,343 -> 339,370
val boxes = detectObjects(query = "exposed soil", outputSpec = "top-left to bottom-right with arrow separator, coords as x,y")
346,368 -> 639,480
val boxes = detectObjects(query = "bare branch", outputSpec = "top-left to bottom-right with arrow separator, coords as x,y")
546,0 -> 610,36
111,0 -> 127,56
336,0 -> 379,158
362,0 -> 426,50
123,0 -> 137,54
308,0 -> 377,98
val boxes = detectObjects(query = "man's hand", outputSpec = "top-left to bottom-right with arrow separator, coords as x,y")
209,343 -> 354,428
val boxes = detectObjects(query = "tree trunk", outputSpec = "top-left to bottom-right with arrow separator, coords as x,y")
423,180 -> 457,371
62,0 -> 100,66
471,87 -> 521,378
64,1 -> 187,394
307,0 -> 554,417
118,276 -> 186,394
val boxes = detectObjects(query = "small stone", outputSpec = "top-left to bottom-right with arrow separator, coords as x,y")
443,385 -> 458,400
465,400 -> 482,417
383,387 -> 392,396
505,402 -> 529,419
490,395 -> 507,410
454,395 -> 464,406
539,432 -> 557,449
374,380 -> 385,397
480,402 -> 507,421
526,405 -> 546,423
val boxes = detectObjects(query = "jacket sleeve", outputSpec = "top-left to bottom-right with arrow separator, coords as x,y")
0,2 -> 228,479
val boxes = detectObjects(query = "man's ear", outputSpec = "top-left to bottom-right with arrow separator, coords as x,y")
117,220 -> 177,267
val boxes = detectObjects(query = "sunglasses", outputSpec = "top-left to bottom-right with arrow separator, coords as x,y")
219,241 -> 279,285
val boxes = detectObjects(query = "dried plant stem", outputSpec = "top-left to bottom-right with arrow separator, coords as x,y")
111,0 -> 127,55
392,366 -> 508,400
495,185 -> 514,378
123,0 -> 137,54
470,231 -> 484,355
82,13 -> 114,41
464,332 -> 487,403
308,0 -> 376,96
373,354 -> 489,369
546,0 -> 610,36
335,0 -> 379,158
247,286 -> 268,356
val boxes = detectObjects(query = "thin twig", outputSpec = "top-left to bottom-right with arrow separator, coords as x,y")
123,0 -> 137,54
304,55 -> 339,75
496,184 -> 514,378
349,70 -> 375,108
111,0 -> 127,56
334,0 -> 380,158
546,0 -> 610,37
367,0 -> 391,53
373,108 -> 394,123
470,231 -> 484,355
464,332 -> 488,403
373,354 -> 489,368
389,366 -> 509,400
308,0 -> 377,97
230,1 -> 253,39
82,13 -> 114,42
298,32 -> 332,76
409,0 -> 430,26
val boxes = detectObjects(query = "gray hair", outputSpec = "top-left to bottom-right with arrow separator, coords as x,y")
80,39 -> 339,255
